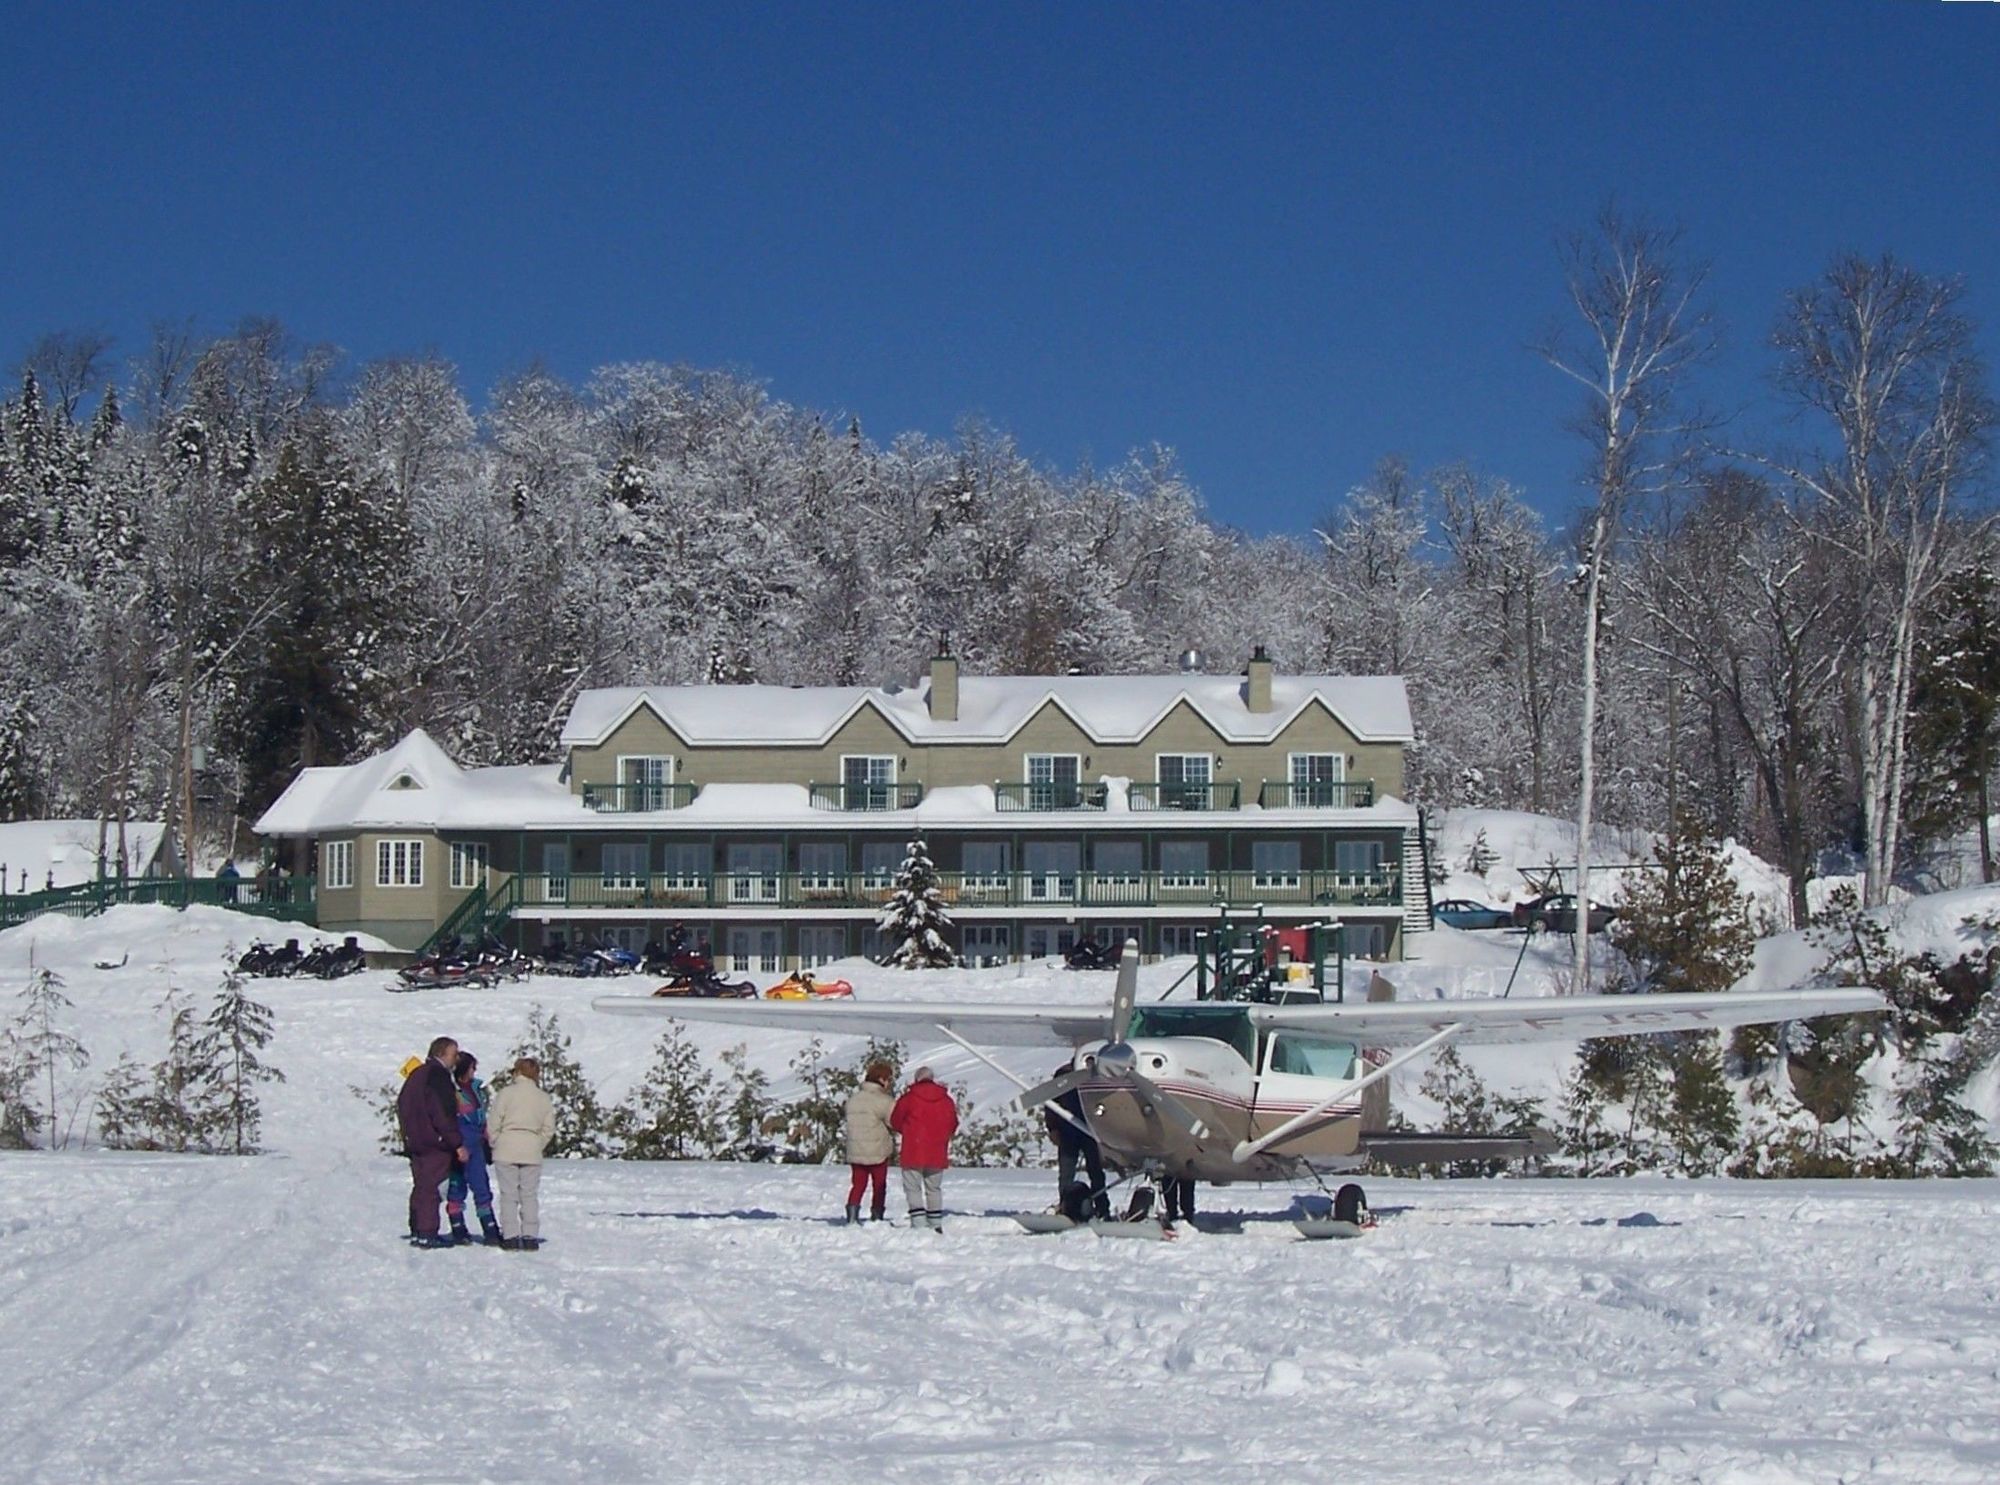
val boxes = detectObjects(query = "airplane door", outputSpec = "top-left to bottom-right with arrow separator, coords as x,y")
1251,1031 -> 1364,1158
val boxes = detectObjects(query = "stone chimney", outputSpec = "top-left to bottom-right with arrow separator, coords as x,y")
928,638 -> 959,722
1245,644 -> 1274,714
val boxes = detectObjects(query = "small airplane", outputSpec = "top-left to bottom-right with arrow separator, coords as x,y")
594,941 -> 1883,1238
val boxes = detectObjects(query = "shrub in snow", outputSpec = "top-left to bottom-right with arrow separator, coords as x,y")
772,1037 -> 909,1162
612,1025 -> 722,1160
500,1005 -> 610,1158
877,837 -> 956,969
197,962 -> 284,1155
9,966 -> 88,1150
1413,1044 -> 1545,1177
1460,828 -> 1498,880
713,1044 -> 775,1160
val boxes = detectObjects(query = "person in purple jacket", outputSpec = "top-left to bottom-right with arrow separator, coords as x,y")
397,1036 -> 466,1249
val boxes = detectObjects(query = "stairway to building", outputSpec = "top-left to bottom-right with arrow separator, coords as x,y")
1402,811 -> 1434,938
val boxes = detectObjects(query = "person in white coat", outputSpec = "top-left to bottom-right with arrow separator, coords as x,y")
841,1061 -> 896,1224
488,1057 -> 557,1250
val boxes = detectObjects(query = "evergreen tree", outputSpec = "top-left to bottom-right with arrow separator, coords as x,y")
1609,819 -> 1756,997
714,1043 -> 774,1158
12,966 -> 89,1149
503,1005 -> 609,1157
195,962 -> 285,1154
147,986 -> 220,1152
611,1025 -> 721,1159
1460,828 -> 1499,879
92,1053 -> 149,1150
878,836 -> 956,968
0,697 -> 38,821
1658,1038 -> 1740,1176
1554,1061 -> 1622,1176
1416,1044 -> 1545,1176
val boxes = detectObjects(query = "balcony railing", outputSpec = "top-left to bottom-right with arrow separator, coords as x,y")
807,782 -> 926,812
508,867 -> 1400,913
1258,780 -> 1376,809
1127,781 -> 1243,812
581,782 -> 701,813
994,781 -> 1110,812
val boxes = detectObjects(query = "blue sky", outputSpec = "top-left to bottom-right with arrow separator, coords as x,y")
4,3 -> 1996,535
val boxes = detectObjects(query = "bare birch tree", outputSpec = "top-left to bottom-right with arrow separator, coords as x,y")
1771,255 -> 1993,906
1541,209 -> 1714,987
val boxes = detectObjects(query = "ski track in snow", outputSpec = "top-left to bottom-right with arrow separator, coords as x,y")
5,901 -> 2000,1482
4,1159 -> 2000,1484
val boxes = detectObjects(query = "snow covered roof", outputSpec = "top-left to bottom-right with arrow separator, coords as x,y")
560,673 -> 1414,750
255,730 -> 580,835
0,818 -> 169,891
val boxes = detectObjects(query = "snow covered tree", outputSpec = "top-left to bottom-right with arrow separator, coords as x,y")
714,1043 -> 774,1158
503,1005 -> 609,1157
1657,1039 -> 1740,1176
1906,562 -> 2000,883
611,1025 -> 721,1159
878,836 -> 956,968
11,966 -> 89,1149
1540,208 -> 1714,987
0,697 -> 38,821
1772,254 -> 1993,906
146,985 -> 221,1152
1460,828 -> 1499,879
196,962 -> 285,1154
1609,820 -> 1756,997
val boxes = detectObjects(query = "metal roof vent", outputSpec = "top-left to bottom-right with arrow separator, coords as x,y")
1178,648 -> 1203,674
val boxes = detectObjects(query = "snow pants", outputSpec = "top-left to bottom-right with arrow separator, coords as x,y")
494,1161 -> 543,1241
901,1166 -> 944,1229
407,1149 -> 454,1238
846,1162 -> 888,1215
447,1144 -> 495,1226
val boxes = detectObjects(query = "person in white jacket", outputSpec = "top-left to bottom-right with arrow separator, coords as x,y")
840,1062 -> 896,1224
488,1057 -> 557,1250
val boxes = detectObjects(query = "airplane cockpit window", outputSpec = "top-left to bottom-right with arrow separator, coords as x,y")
1129,1006 -> 1255,1064
1265,1035 -> 1358,1079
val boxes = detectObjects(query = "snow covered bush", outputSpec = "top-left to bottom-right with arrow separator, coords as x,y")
877,837 -> 956,969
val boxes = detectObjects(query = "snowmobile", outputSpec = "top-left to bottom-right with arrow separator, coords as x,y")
651,969 -> 757,999
762,971 -> 855,1000
1063,938 -> 1113,971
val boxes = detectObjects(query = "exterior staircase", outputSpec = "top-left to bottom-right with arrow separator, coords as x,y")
1402,810 -> 1434,938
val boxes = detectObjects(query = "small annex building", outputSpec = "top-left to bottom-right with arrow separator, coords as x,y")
254,649 -> 1428,969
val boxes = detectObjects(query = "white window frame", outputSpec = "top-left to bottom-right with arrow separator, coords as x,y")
1156,752 -> 1215,811
1159,839 -> 1210,891
1251,839 -> 1303,890
798,841 -> 848,893
959,923 -> 1012,965
600,841 -> 647,893
839,754 -> 898,810
376,838 -> 424,888
1025,753 -> 1082,809
449,841 -> 489,890
960,840 -> 1011,898
617,755 -> 675,811
797,924 -> 847,968
322,840 -> 353,890
1287,752 -> 1346,807
657,842 -> 708,894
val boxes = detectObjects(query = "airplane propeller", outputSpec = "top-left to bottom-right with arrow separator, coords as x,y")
1011,939 -> 1209,1142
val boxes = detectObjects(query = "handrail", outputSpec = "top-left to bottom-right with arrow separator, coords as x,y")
580,782 -> 700,813
1127,781 -> 1243,812
1257,781 -> 1376,809
0,874 -> 318,932
806,782 -> 926,812
994,782 -> 1110,812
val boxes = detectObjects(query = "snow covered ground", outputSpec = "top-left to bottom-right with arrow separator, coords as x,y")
5,903 -> 2000,1482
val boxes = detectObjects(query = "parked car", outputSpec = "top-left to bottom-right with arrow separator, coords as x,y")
1511,894 -> 1618,934
1433,899 -> 1513,930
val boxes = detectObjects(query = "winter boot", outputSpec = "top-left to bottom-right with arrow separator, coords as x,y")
479,1211 -> 504,1247
845,1203 -> 862,1226
907,1210 -> 930,1231
870,1201 -> 886,1222
448,1215 -> 472,1246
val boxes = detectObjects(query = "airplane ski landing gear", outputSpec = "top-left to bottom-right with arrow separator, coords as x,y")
1293,1182 -> 1374,1241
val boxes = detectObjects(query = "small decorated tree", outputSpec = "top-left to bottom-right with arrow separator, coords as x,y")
878,836 -> 956,968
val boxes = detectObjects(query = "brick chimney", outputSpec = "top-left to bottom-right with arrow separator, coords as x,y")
1245,644 -> 1274,714
928,639 -> 959,722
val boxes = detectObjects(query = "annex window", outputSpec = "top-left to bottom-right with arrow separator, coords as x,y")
1025,753 -> 1082,809
860,841 -> 903,887
1158,924 -> 1202,958
960,840 -> 1010,899
798,924 -> 847,968
1251,839 -> 1302,890
1090,841 -> 1142,904
799,841 -> 848,892
1334,839 -> 1385,877
376,838 -> 423,888
658,842 -> 708,891
449,841 -> 489,890
1156,753 -> 1213,809
959,924 -> 1012,965
841,755 -> 898,810
617,755 -> 674,811
1159,839 -> 1210,890
322,840 -> 353,890
1287,752 -> 1345,807
726,843 -> 782,903
601,842 -> 647,892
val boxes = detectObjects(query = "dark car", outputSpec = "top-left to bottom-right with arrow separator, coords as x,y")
1434,898 -> 1513,930
1512,894 -> 1618,934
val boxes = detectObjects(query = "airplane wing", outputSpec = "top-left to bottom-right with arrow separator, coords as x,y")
591,996 -> 1113,1048
1246,985 -> 1885,1047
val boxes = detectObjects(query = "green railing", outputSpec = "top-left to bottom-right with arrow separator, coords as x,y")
580,782 -> 701,813
807,782 -> 926,812
1258,780 -> 1377,809
505,867 -> 1399,913
994,782 -> 1110,812
1127,781 -> 1243,812
0,874 -> 318,932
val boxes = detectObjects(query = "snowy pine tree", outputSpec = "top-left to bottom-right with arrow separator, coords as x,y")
877,836 -> 956,968
503,1005 -> 609,1157
11,965 -> 89,1150
195,962 -> 285,1154
0,697 -> 38,821
611,1025 -> 721,1159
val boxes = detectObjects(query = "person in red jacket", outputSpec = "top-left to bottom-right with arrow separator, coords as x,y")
888,1066 -> 959,1232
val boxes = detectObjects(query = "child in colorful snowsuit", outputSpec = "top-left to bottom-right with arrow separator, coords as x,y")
445,1053 -> 502,1246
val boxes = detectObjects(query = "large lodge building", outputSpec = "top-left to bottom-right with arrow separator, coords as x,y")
254,648 -> 1429,971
